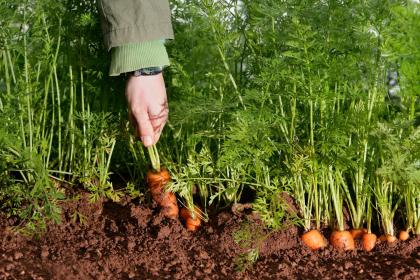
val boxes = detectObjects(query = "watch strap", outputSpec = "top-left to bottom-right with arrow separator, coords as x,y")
132,66 -> 163,77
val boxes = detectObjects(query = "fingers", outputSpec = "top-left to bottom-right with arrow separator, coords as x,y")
130,105 -> 168,147
149,102 -> 169,143
125,73 -> 169,147
135,110 -> 155,147
129,102 -> 155,147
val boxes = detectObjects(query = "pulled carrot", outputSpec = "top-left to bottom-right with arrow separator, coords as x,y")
180,206 -> 202,232
160,192 -> 179,219
147,169 -> 179,219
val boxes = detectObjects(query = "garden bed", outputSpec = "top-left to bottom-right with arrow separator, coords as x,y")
1,194 -> 418,280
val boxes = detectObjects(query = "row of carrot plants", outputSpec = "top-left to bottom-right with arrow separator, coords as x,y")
0,0 -> 126,232
0,0 -> 419,242
159,0 -> 420,244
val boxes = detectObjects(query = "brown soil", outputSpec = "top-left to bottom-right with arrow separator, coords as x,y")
0,194 -> 419,280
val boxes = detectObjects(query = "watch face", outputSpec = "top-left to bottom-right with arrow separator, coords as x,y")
133,70 -> 142,77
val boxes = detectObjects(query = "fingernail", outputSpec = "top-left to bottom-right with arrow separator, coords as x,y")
141,136 -> 153,147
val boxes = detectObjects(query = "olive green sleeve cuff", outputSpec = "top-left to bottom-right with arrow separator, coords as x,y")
109,40 -> 170,76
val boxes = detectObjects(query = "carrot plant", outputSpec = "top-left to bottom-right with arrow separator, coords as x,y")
362,199 -> 377,251
167,0 -> 418,238
328,167 -> 356,250
383,1 -> 420,235
342,88 -> 380,235
375,124 -> 420,239
328,167 -> 345,233
0,0 -> 124,230
374,179 -> 400,241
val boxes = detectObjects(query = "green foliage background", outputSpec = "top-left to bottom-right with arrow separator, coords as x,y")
0,0 -> 419,234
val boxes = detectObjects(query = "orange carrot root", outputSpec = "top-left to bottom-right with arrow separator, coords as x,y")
350,228 -> 367,239
301,229 -> 327,250
399,230 -> 409,241
379,234 -> 397,243
185,216 -> 201,231
180,206 -> 202,232
147,169 -> 179,219
362,233 -> 377,252
329,230 -> 355,251
147,170 -> 170,199
161,193 -> 179,219
386,235 -> 397,243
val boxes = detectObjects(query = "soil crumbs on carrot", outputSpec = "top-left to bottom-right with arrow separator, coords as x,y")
0,194 -> 419,280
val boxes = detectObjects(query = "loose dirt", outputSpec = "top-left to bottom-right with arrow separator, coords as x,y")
0,194 -> 418,279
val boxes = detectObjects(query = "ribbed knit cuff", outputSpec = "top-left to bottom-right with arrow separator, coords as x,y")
109,40 -> 170,76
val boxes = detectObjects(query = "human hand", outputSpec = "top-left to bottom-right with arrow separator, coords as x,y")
125,73 -> 169,147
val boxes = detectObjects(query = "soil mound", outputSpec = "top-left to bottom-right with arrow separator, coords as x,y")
0,194 -> 418,279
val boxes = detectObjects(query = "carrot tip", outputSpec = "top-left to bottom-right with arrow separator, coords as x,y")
180,206 -> 202,232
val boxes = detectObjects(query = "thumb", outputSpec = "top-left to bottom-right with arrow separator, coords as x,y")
135,112 -> 155,148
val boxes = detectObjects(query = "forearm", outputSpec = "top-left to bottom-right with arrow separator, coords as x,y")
97,0 -> 173,76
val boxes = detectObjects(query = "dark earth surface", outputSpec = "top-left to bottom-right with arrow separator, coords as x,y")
0,193 -> 419,280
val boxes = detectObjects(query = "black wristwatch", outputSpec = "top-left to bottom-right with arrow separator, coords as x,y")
130,66 -> 163,77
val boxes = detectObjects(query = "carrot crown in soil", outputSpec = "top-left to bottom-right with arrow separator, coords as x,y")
148,145 -> 161,172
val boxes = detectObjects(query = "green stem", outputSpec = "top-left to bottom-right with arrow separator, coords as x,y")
81,69 -> 88,175
69,66 -> 75,172
147,145 -> 161,172
54,65 -> 62,172
366,195 -> 373,234
207,5 -> 245,110
24,27 -> 33,157
2,50 -> 11,97
329,167 -> 344,231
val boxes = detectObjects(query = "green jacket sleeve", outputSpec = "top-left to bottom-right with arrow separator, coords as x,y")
98,0 -> 174,50
109,41 -> 170,76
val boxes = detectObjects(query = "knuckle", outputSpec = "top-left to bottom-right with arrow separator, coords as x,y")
131,107 -> 142,117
